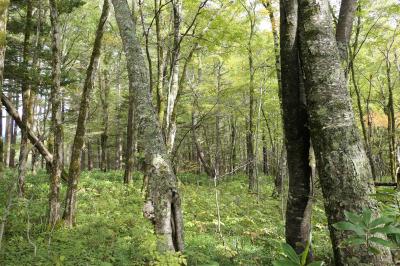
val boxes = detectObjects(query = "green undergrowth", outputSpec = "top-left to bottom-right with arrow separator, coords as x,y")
0,170 -> 332,265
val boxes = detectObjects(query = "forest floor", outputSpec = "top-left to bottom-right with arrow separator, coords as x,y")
0,170 -> 333,265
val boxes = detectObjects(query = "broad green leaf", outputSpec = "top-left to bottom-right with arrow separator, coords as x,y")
344,236 -> 365,246
344,211 -> 362,224
371,225 -> 400,235
369,237 -> 396,248
333,221 -> 365,236
370,216 -> 393,228
361,209 -> 372,226
282,243 -> 300,264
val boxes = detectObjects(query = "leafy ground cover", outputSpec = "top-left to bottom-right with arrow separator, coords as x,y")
0,170 -> 332,265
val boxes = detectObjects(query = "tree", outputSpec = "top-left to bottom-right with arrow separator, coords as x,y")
112,0 -> 184,252
297,0 -> 392,264
63,0 -> 110,226
0,0 -> 9,171
279,0 -> 312,257
49,0 -> 63,227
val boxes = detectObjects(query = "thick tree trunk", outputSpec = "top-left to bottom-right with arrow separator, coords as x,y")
63,0 -> 109,227
297,0 -> 392,264
49,0 -> 63,227
112,0 -> 184,252
17,0 -> 33,196
280,0 -> 313,255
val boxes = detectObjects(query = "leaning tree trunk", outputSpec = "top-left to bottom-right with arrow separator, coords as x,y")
279,0 -> 313,257
63,0 -> 109,227
49,0 -> 63,227
297,0 -> 392,264
112,0 -> 184,252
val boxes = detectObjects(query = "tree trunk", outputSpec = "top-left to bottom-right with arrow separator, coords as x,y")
17,0 -> 33,196
123,78 -> 135,183
297,0 -> 392,264
280,0 -> 312,256
245,5 -> 256,192
87,139 -> 93,171
63,0 -> 109,227
49,0 -> 63,227
112,0 -> 184,252
0,1 -> 9,171
165,0 -> 182,154
4,105 -> 11,166
9,95 -> 18,168
99,67 -> 110,172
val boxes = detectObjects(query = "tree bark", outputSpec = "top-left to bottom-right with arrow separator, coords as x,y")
112,0 -> 184,252
17,0 -> 33,196
49,0 -> 63,227
99,66 -> 110,172
0,1 -> 9,171
336,0 -> 357,62
297,0 -> 392,264
280,0 -> 312,256
63,0 -> 109,227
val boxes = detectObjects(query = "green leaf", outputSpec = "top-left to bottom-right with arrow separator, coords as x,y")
344,236 -> 365,246
333,221 -> 365,236
371,225 -> 400,235
300,241 -> 311,266
361,209 -> 372,226
307,262 -> 324,266
272,259 -> 299,266
282,243 -> 300,264
368,246 -> 381,255
344,211 -> 362,224
369,237 -> 396,248
370,216 -> 393,228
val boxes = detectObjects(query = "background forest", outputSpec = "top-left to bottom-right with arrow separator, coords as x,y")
0,0 -> 399,265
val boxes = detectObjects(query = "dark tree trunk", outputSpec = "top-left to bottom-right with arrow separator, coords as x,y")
297,0 -> 392,264
112,0 -> 184,252
63,0 -> 109,227
99,67 -> 110,172
280,0 -> 313,257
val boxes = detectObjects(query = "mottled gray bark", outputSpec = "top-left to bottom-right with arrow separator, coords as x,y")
297,0 -> 392,264
112,0 -> 184,252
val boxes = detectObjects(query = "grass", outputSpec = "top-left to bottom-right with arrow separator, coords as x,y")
0,169 -> 332,265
